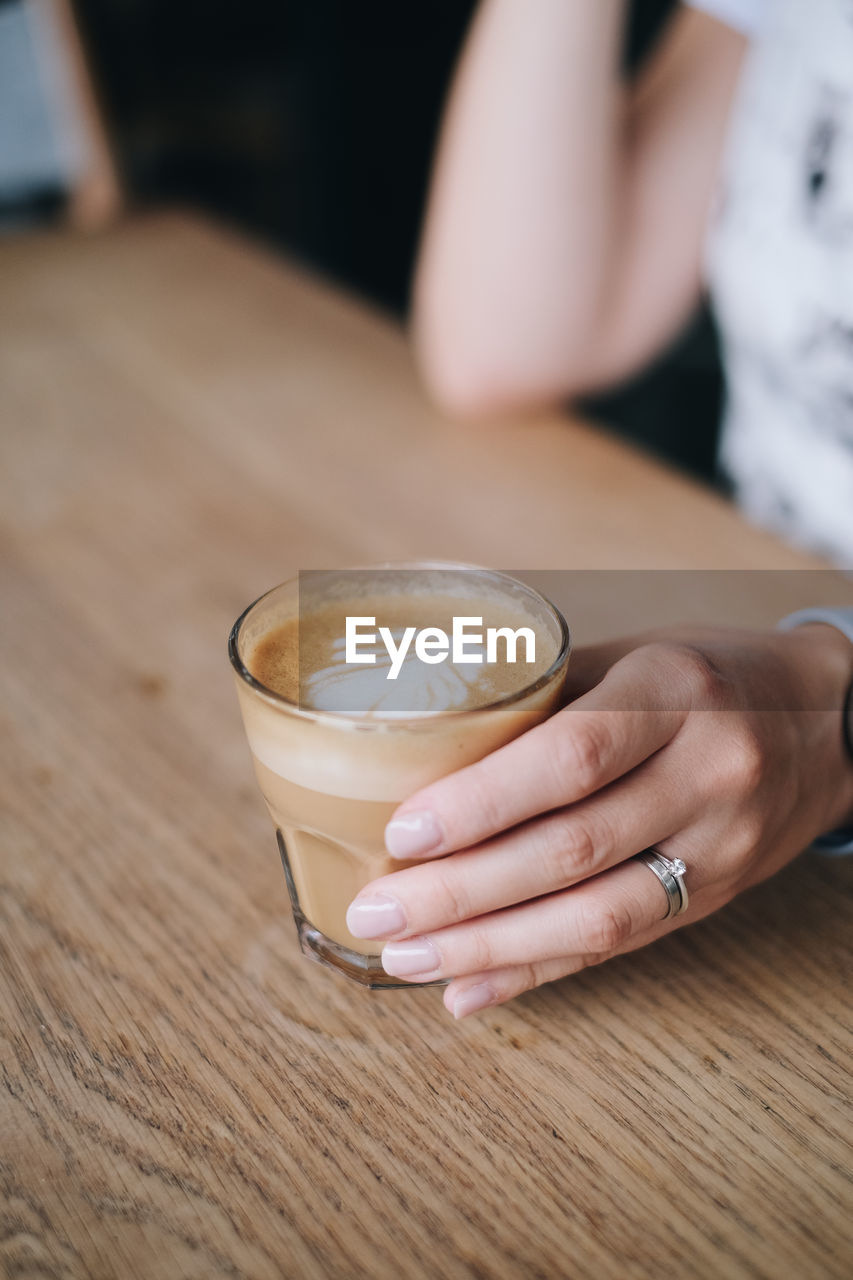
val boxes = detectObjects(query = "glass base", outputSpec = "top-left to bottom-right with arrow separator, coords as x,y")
276,830 -> 446,989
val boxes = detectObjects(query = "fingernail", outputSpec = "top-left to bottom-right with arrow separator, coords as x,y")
346,893 -> 407,940
381,937 -> 440,978
385,810 -> 443,860
452,983 -> 496,1020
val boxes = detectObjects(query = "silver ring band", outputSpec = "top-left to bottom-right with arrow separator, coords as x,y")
636,850 -> 689,919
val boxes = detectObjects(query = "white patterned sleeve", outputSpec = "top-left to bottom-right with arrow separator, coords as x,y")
683,0 -> 766,37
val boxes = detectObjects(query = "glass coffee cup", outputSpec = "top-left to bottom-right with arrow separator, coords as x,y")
229,564 -> 571,987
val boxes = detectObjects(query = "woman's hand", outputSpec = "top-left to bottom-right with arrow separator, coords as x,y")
345,624 -> 853,1017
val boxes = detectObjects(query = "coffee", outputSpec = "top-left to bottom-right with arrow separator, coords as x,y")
250,591 -> 555,712
230,566 -> 570,985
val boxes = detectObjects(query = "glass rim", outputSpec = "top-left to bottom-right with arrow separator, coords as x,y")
228,561 -> 571,728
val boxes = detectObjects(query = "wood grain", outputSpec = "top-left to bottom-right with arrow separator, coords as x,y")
1,213 -> 851,1280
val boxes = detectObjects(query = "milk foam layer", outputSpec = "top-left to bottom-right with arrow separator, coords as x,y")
249,590 -> 555,716
305,633 -> 490,714
238,679 -> 564,800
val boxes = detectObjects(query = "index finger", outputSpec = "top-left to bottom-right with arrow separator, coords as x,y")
384,643 -> 688,860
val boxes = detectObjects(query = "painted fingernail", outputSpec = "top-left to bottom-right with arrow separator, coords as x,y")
381,937 -> 440,978
451,983 -> 497,1020
384,810 -> 443,860
345,893 -> 407,939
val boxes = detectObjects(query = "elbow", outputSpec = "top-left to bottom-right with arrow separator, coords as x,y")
416,348 -> 513,423
409,276 -> 602,419
411,317 -> 571,423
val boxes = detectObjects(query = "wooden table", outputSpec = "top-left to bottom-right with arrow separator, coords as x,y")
2,212 -> 852,1280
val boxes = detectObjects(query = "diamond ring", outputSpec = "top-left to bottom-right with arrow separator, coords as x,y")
635,850 -> 689,919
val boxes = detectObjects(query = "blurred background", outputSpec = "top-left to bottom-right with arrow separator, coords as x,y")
2,0 -> 723,483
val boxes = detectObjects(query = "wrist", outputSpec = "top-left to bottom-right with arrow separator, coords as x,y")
778,622 -> 853,830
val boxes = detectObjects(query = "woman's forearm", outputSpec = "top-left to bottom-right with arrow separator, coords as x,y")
412,0 -> 626,415
412,3 -> 745,418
